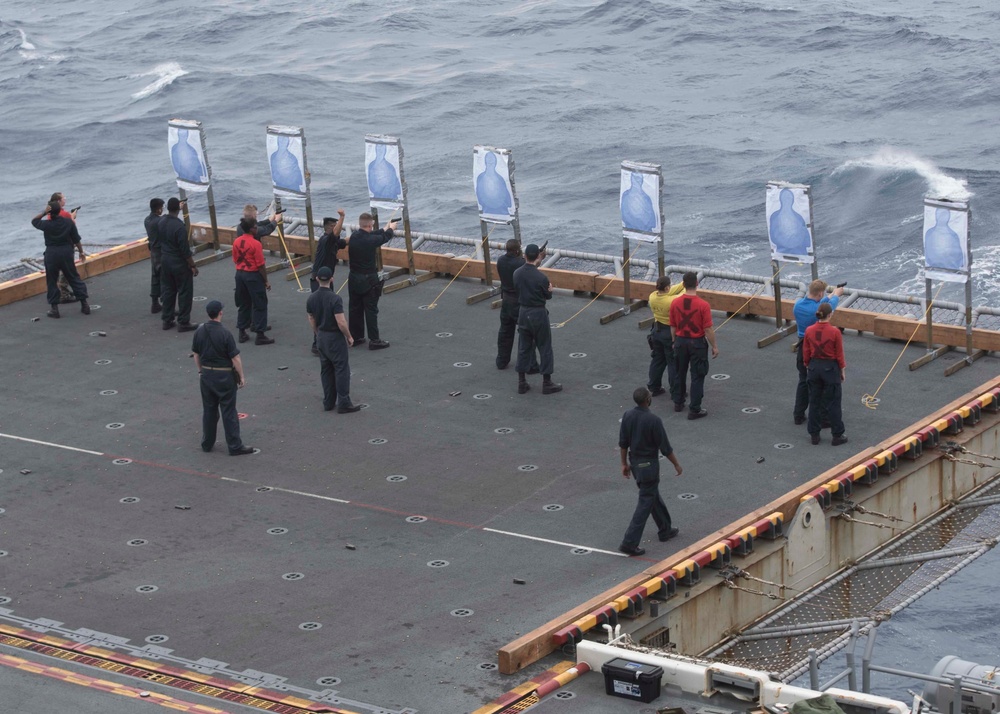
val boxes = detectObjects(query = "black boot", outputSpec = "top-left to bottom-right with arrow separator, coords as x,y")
46,305 -> 60,319
151,298 -> 162,314
238,329 -> 250,343
80,300 -> 91,315
517,372 -> 529,394
542,375 -> 562,395
255,331 -> 275,345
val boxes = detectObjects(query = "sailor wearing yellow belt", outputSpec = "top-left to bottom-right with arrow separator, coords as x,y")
646,275 -> 685,397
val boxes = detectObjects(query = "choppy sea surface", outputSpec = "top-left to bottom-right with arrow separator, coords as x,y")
2,0 -> 999,700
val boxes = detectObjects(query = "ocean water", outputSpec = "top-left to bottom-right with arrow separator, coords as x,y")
2,0 -> 999,700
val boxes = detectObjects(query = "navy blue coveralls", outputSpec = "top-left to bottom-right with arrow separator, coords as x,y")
31,215 -> 88,306
307,287 -> 352,410
513,262 -> 554,376
144,211 -> 161,301
191,322 -> 244,453
619,405 -> 674,548
310,230 -> 347,293
347,228 -> 394,341
496,253 -> 537,371
157,214 -> 195,326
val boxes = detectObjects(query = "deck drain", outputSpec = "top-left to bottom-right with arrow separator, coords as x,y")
316,677 -> 341,687
453,362 -> 472,368
477,662 -> 498,671
554,690 -> 576,700
517,464 -> 538,472
99,390 -> 118,396
774,443 -> 794,450
145,634 -> 169,644
238,412 -> 248,420
193,296 -> 207,301
251,448 -> 261,455
569,352 -> 587,358
711,373 -> 731,380
386,474 -> 407,483
543,504 -> 564,512
570,548 -> 591,555
106,423 -> 125,430
473,393 -> 492,400
88,331 -> 103,337
550,323 -> 563,329
418,305 -> 432,310
868,397 -> 881,405
451,608 -> 474,617
0,551 -> 7,558
741,407 -> 761,414
358,403 -> 370,410
0,597 -> 10,605
120,497 -> 139,504
135,585 -> 158,593
0,508 -> 5,515
126,539 -> 148,547
405,516 -> 427,523
436,332 -> 453,338
678,493 -> 699,500
592,383 -> 612,390
282,572 -> 305,581
428,560 -> 449,568
112,458 -> 132,465
369,438 -> 388,445
494,427 -> 514,434
267,527 -> 288,535
89,305 -> 101,310
255,486 -> 273,492
298,622 -> 322,631
94,359 -> 112,365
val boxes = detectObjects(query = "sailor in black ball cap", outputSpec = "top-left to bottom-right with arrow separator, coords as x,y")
512,243 -> 561,395
307,266 -> 361,413
191,300 -> 254,455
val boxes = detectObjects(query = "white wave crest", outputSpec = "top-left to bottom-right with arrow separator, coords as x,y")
834,147 -> 972,201
18,29 -> 35,51
131,62 -> 187,100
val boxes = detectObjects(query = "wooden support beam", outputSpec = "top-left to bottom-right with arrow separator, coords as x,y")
944,349 -> 988,377
874,315 -> 1000,352
491,299 -> 502,310
908,345 -> 953,371
638,316 -> 654,330
193,246 -> 232,268
466,286 -> 499,305
757,324 -> 797,349
599,300 -> 647,325
383,271 -> 437,295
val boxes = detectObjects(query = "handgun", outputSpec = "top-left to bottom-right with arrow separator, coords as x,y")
70,206 -> 81,213
539,240 -> 549,254
836,281 -> 847,288
275,208 -> 286,215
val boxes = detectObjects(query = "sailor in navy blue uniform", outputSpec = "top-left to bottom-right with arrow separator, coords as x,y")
157,197 -> 199,332
495,239 -> 537,373
618,387 -> 683,556
347,212 -> 396,350
31,200 -> 89,319
191,300 -> 254,456
145,197 -> 164,314
512,243 -> 561,394
307,267 -> 361,413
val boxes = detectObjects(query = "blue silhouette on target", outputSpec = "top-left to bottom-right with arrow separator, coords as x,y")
270,136 -> 304,193
367,144 -> 402,200
171,128 -> 206,184
620,172 -> 657,232
924,207 -> 965,271
768,188 -> 812,255
476,152 -> 513,217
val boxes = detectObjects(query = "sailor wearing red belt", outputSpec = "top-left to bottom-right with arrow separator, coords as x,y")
232,217 -> 273,346
669,272 -> 719,420
802,302 -> 847,446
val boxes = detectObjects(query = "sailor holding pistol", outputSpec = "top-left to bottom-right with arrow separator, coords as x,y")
512,243 -> 560,395
347,212 -> 396,350
157,197 -> 199,332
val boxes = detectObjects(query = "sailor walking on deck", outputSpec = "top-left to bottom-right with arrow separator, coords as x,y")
347,212 -> 396,350
307,266 -> 361,413
495,239 -> 538,373
31,200 -> 89,319
670,272 -> 718,419
145,198 -> 164,314
803,302 -> 848,446
191,300 -> 254,456
513,243 -> 561,394
157,197 -> 199,332
618,387 -> 682,556
646,275 -> 685,398
232,217 -> 274,346
792,279 -> 843,426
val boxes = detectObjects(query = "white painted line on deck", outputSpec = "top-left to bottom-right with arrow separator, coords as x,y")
0,432 -> 105,456
270,486 -> 351,504
482,528 -> 627,557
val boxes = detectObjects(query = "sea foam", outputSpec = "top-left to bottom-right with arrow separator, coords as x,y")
835,147 -> 972,201
131,62 -> 188,100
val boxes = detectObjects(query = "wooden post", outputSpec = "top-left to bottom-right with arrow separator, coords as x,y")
481,219 -> 494,287
206,186 -> 220,250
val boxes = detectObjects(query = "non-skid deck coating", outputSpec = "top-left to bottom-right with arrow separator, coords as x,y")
0,254 -> 996,713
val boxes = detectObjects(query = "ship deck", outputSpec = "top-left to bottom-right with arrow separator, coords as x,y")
0,254 -> 996,713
